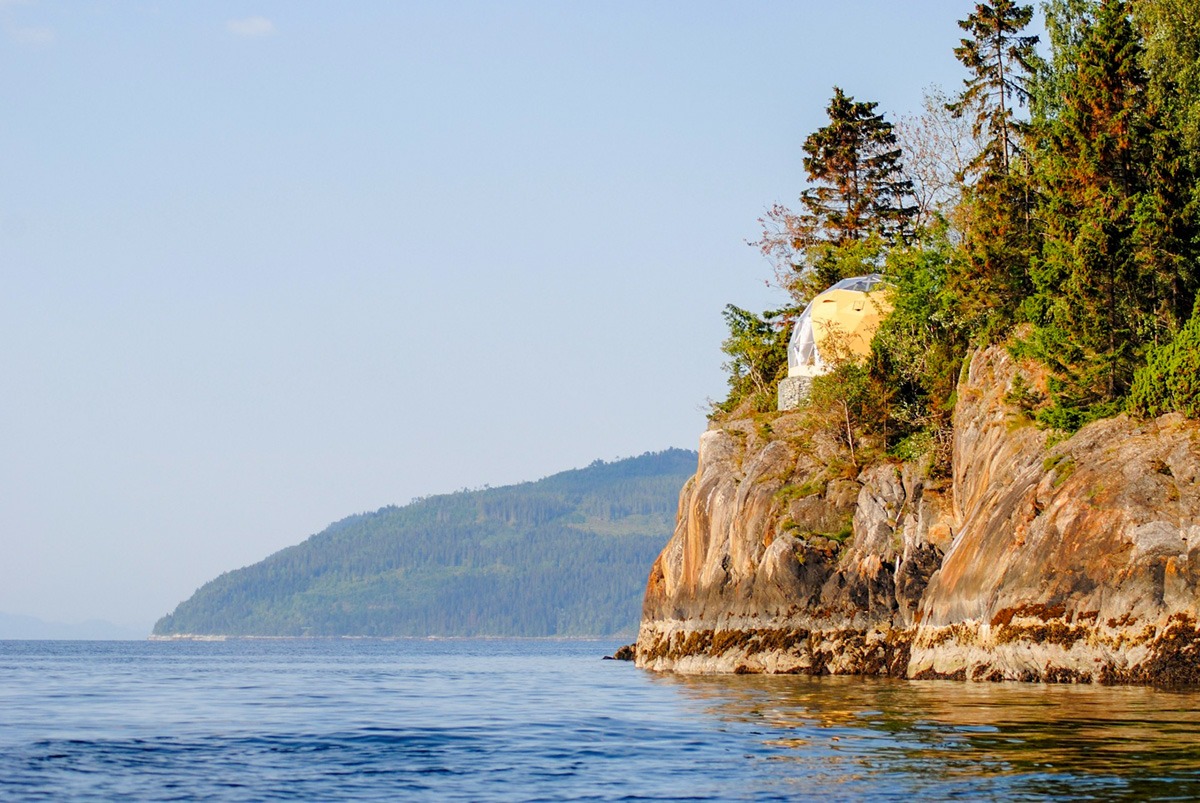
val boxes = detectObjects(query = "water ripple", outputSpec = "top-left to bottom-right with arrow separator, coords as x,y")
3,640 -> 1200,800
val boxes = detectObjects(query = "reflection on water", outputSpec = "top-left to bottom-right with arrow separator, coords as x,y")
3,641 -> 1198,800
655,674 -> 1200,800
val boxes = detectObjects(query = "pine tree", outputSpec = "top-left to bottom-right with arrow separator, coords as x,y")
951,1 -> 1042,176
948,1 -> 1042,337
800,87 -> 916,247
757,87 -> 915,302
1029,0 -> 1161,421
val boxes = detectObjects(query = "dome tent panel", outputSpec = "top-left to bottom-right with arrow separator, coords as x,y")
786,273 -> 890,379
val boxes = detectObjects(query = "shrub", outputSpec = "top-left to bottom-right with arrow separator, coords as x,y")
1128,302 -> 1200,419
713,304 -> 791,416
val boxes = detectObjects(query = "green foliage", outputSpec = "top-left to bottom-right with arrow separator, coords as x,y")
874,226 -> 967,404
801,88 -> 917,247
775,479 -> 825,503
1135,0 -> 1200,170
801,234 -> 890,302
1043,452 -> 1078,486
950,0 -> 1042,176
1035,0 -> 1098,122
152,450 -> 697,639
952,169 -> 1040,338
1133,0 -> 1200,328
1128,303 -> 1200,418
1003,372 -> 1044,416
827,518 -> 855,544
757,88 -> 915,305
808,348 -> 877,468
869,225 -> 966,468
735,0 -> 1200,444
1042,452 -> 1067,471
948,2 -> 1043,339
714,304 -> 789,415
1031,387 -> 1122,432
1022,0 -> 1197,428
888,429 -> 934,463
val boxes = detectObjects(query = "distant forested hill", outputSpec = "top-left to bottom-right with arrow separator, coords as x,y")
153,449 -> 696,638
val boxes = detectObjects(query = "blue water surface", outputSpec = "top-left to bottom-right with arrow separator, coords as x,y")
2,638 -> 1199,801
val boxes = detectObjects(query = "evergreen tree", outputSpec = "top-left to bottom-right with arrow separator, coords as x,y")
1135,0 -> 1200,167
950,0 -> 1041,176
714,304 -> 789,415
1129,298 -> 1200,418
1028,0 -> 1162,422
757,88 -> 915,303
870,223 -> 969,471
948,1 -> 1042,337
1134,0 -> 1200,324
800,87 -> 916,247
951,170 -> 1038,338
1034,0 -> 1095,123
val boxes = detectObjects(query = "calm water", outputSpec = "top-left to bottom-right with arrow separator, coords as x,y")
2,640 -> 1200,800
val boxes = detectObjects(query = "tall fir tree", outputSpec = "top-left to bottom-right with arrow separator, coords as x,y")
948,1 -> 1042,337
1029,0 -> 1170,422
758,87 -> 915,302
950,0 -> 1041,175
800,87 -> 916,247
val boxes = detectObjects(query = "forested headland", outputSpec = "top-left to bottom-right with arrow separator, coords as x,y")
631,1 -> 1200,682
153,449 -> 696,638
719,0 -> 1200,459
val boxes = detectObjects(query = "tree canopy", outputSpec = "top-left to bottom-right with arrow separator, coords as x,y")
951,0 -> 1042,176
722,0 -> 1200,447
153,450 -> 697,638
758,87 -> 915,303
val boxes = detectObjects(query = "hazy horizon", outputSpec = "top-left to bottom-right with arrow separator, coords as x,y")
1,2 -> 1037,628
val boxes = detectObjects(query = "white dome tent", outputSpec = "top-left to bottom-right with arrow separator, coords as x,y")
778,273 -> 892,410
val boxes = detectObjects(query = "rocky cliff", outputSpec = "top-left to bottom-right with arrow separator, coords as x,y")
636,346 -> 1200,683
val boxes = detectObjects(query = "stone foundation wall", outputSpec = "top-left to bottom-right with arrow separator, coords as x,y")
777,375 -> 811,411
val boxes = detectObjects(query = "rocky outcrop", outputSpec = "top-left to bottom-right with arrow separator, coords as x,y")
636,346 -> 1200,683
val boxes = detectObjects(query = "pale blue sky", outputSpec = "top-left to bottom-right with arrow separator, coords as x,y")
1,1 -> 1027,630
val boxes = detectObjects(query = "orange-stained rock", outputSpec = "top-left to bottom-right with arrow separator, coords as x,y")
635,346 -> 1200,683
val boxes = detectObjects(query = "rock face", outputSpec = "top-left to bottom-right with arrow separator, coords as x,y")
636,346 -> 1200,683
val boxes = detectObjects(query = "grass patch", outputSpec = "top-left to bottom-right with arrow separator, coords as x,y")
1042,453 -> 1077,487
775,479 -> 826,503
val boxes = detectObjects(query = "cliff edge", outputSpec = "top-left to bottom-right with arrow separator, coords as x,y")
636,346 -> 1200,683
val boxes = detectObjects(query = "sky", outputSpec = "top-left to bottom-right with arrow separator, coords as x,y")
1,1 -> 1026,631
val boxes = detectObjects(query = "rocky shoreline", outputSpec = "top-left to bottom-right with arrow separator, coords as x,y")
635,346 -> 1200,683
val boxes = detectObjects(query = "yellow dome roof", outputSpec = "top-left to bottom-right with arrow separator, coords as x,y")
787,274 -> 892,378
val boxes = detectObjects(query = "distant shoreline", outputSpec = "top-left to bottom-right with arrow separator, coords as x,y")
146,633 -> 630,642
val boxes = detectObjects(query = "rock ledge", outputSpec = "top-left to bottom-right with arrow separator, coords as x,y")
636,347 -> 1200,683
